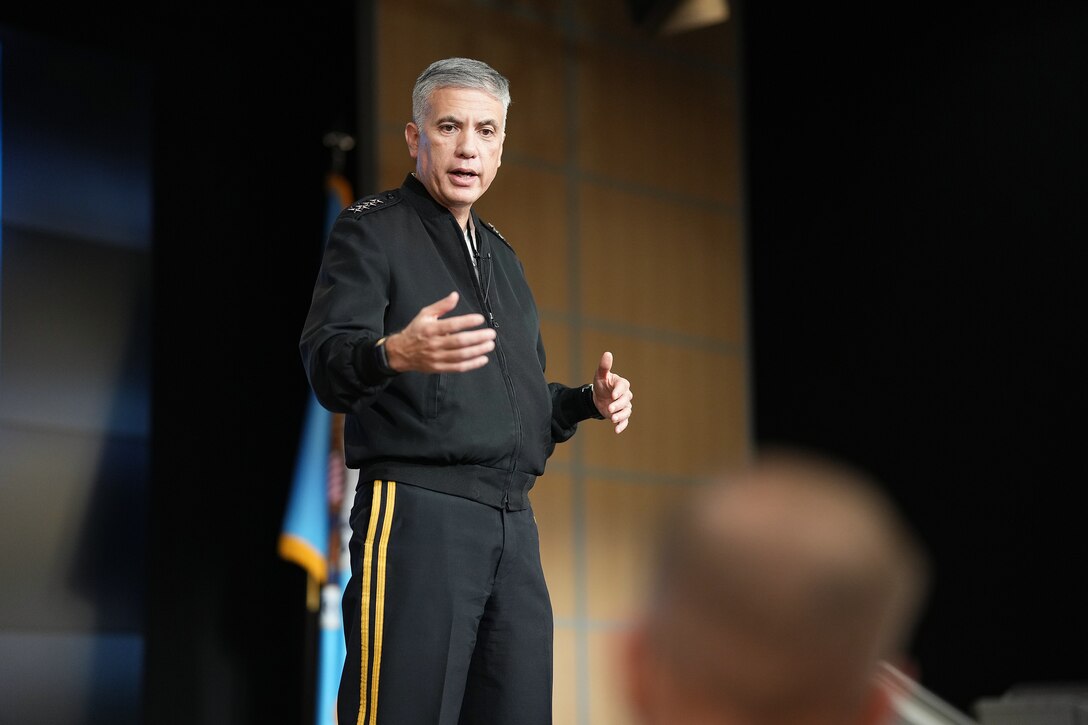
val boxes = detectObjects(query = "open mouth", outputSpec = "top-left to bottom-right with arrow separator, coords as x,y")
450,169 -> 478,180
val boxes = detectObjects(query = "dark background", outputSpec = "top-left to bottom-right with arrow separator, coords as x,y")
3,0 -> 1085,721
741,0 -> 1087,711
2,5 -> 358,723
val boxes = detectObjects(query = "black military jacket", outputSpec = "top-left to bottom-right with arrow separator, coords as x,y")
300,174 -> 599,510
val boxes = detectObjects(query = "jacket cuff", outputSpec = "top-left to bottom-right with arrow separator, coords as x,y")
556,383 -> 605,426
582,383 -> 607,420
353,337 -> 399,385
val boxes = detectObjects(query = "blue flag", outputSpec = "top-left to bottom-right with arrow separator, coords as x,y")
279,394 -> 334,584
280,172 -> 354,725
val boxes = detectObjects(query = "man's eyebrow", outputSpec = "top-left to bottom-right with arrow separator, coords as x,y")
433,115 -> 501,129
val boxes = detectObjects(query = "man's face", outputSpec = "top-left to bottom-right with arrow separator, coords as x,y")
405,86 -> 505,222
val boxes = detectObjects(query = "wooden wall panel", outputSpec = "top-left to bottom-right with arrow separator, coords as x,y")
532,472 -> 575,620
584,477 -> 692,621
539,319 -> 574,383
588,630 -> 638,725
577,46 -> 739,205
580,328 -> 749,477
378,0 -> 568,165
553,627 -> 580,725
377,127 -> 408,192
579,183 -> 744,342
475,165 -> 571,313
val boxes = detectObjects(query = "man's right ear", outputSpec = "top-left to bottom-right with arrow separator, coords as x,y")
405,122 -> 420,159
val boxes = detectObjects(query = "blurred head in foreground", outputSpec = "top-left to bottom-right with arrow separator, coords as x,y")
622,449 -> 929,725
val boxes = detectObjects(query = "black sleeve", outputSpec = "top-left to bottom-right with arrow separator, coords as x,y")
299,212 -> 398,415
549,382 -> 606,442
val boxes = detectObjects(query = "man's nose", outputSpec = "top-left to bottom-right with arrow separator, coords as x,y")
456,131 -> 478,158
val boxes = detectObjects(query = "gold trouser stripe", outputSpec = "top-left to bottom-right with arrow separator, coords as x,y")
369,481 -> 396,725
357,480 -> 396,725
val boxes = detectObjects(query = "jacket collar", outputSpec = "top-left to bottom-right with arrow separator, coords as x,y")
402,172 -> 460,223
401,173 -> 492,243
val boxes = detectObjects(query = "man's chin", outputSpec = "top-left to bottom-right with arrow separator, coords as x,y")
442,187 -> 484,208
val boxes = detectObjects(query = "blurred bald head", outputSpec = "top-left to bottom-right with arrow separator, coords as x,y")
624,449 -> 929,725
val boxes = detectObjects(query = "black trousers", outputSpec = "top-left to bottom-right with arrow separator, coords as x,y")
338,479 -> 553,725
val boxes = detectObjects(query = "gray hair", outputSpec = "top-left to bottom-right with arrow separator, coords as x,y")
411,57 -> 511,128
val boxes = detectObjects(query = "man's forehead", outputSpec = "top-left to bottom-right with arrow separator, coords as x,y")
425,86 -> 505,116
429,84 -> 502,101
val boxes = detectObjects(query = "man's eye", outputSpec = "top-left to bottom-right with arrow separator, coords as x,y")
480,128 -> 495,137
439,124 -> 456,132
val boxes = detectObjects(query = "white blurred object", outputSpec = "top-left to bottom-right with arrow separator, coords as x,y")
660,0 -> 729,34
877,661 -> 980,725
974,683 -> 1088,725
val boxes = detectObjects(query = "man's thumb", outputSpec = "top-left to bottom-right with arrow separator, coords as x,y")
596,351 -> 614,381
426,290 -> 459,317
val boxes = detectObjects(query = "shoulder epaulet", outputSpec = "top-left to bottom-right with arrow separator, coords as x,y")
481,219 -> 516,252
343,190 -> 402,218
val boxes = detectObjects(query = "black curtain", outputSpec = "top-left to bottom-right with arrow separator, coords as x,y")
740,0 -> 1088,713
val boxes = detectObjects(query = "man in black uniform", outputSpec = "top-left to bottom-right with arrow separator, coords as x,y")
300,57 -> 633,725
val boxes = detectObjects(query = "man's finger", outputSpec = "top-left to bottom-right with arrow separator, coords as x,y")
433,354 -> 491,373
610,403 -> 632,422
608,389 -> 633,413
596,351 -> 614,382
429,335 -> 496,359
430,312 -> 491,336
420,291 -> 460,319
608,376 -> 630,401
441,328 -> 497,348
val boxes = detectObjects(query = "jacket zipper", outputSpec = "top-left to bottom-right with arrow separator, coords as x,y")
461,221 -> 522,507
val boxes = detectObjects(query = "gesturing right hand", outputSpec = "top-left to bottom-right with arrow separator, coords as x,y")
382,291 -> 496,374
